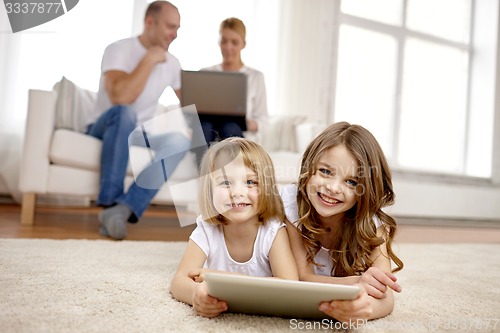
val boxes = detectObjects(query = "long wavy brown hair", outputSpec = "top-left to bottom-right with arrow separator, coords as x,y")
297,122 -> 403,276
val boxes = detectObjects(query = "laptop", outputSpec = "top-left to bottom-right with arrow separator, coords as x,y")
205,272 -> 361,320
181,70 -> 247,117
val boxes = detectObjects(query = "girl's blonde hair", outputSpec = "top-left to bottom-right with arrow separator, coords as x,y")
219,17 -> 246,43
198,137 -> 283,225
297,122 -> 404,276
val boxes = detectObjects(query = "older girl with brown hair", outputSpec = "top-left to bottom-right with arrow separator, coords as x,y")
282,121 -> 404,322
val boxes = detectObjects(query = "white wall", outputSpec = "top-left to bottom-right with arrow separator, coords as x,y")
390,177 -> 500,220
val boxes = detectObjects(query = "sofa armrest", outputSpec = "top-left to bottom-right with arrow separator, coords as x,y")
18,89 -> 57,193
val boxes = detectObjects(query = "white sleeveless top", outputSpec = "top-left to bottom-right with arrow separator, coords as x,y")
190,215 -> 285,277
280,184 -> 382,276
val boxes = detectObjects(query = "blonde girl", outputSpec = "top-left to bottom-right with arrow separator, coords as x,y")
171,137 -> 298,318
283,121 -> 404,322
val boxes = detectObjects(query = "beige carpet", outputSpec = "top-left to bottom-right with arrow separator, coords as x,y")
1,239 -> 499,333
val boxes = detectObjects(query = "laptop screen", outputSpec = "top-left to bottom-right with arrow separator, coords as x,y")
180,70 -> 247,116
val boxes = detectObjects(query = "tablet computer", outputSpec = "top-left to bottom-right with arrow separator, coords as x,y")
205,272 -> 361,320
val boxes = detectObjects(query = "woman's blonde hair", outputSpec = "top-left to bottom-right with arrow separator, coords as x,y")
219,17 -> 246,42
297,122 -> 404,276
198,137 -> 283,225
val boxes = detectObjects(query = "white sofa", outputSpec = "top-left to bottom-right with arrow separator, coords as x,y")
18,84 -> 324,225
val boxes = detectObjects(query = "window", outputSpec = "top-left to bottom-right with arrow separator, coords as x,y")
332,0 -> 497,178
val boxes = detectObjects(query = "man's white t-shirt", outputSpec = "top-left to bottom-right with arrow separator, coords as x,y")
189,215 -> 285,277
280,184 -> 382,276
88,37 -> 182,126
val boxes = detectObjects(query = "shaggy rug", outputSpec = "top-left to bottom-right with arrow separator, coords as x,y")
0,239 -> 499,333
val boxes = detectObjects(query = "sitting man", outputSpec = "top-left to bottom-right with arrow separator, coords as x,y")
85,1 -> 190,240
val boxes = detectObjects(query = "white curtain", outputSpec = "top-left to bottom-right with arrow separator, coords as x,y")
276,0 -> 337,123
0,0 -> 135,202
0,17 -> 25,202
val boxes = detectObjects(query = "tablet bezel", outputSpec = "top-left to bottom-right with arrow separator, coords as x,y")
205,272 -> 361,320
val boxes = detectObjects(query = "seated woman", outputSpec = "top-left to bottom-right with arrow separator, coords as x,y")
195,17 -> 268,165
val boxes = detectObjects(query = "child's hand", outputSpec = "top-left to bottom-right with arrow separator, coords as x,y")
319,289 -> 372,324
359,267 -> 402,299
191,282 -> 228,318
188,268 -> 210,282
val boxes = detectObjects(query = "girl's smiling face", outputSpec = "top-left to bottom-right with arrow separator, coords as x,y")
211,155 -> 259,225
306,144 -> 360,222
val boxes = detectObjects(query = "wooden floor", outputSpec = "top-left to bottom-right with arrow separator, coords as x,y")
0,204 -> 195,241
1,203 -> 500,243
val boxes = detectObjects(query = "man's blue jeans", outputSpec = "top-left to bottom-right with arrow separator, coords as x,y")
87,105 -> 190,220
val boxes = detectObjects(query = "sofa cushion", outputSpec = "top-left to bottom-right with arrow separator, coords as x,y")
53,77 -> 96,133
49,129 -> 198,181
261,115 -> 306,153
50,129 -> 101,171
50,128 -> 302,186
